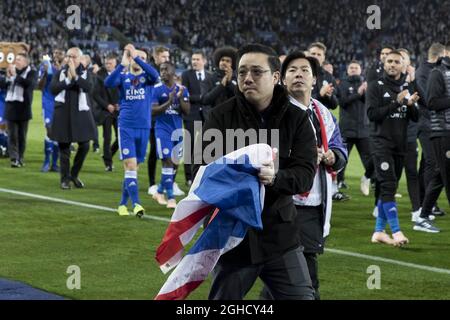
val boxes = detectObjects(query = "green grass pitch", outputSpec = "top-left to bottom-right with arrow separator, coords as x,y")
0,91 -> 449,299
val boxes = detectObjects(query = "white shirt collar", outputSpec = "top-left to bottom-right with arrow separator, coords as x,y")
289,95 -> 312,111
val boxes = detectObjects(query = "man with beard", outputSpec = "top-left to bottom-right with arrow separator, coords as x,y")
366,45 -> 394,83
202,46 -> 237,108
367,50 -> 419,246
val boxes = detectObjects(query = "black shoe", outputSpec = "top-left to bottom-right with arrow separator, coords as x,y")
10,160 -> 21,168
338,181 -> 349,189
432,206 -> 446,217
332,191 -> 351,202
71,177 -> 85,188
105,165 -> 113,172
61,181 -> 71,190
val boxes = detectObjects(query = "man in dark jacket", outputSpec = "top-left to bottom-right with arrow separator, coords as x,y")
193,44 -> 317,300
337,60 -> 372,193
279,51 -> 347,300
416,43 -> 446,224
419,44 -> 450,232
307,42 -> 339,110
93,54 -> 120,171
202,46 -> 237,108
182,51 -> 215,185
366,45 -> 394,83
50,47 -> 97,190
367,50 -> 420,246
2,52 -> 37,167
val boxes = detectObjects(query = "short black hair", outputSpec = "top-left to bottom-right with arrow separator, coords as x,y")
381,44 -> 395,51
445,41 -> 450,51
213,46 -> 237,70
161,61 -> 175,71
237,43 -> 280,73
280,51 -> 320,80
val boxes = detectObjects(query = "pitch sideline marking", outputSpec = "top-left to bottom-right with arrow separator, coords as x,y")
1,187 -> 449,276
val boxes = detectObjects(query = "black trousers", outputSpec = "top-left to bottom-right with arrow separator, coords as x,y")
373,152 -> 404,202
59,141 -> 90,183
404,141 -> 421,211
7,120 -> 28,162
338,137 -> 372,182
147,127 -> 157,186
183,120 -> 202,183
294,205 -> 323,300
422,136 -> 450,209
420,133 -> 445,216
210,247 -> 314,300
101,115 -> 118,167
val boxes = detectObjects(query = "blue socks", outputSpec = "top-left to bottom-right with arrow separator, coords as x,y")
124,170 -> 140,207
375,200 -> 387,232
382,201 -> 401,233
120,179 -> 130,206
158,167 -> 175,199
44,137 -> 53,164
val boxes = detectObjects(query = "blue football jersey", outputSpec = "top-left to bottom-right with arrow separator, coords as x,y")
152,83 -> 190,133
105,57 -> 159,129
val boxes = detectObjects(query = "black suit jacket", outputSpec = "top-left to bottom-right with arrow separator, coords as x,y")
92,68 -> 119,125
2,67 -> 38,122
181,69 -> 215,121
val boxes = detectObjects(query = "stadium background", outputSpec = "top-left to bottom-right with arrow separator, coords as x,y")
0,0 -> 449,299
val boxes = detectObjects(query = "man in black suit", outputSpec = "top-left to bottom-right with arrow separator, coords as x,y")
2,52 -> 38,167
50,47 -> 97,189
93,54 -> 120,171
181,51 -> 214,185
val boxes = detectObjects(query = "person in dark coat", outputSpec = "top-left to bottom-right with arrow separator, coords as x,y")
366,45 -> 394,83
337,60 -> 371,194
1,52 -> 37,167
50,47 -> 97,190
416,43 -> 446,221
92,54 -> 120,171
275,51 -> 347,300
201,46 -> 238,108
193,44 -> 317,300
366,50 -> 420,246
307,42 -> 339,110
181,51 -> 215,185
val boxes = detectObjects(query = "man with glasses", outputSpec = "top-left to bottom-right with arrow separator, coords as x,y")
193,43 -> 317,300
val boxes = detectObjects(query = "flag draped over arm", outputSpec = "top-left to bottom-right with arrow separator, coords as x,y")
154,144 -> 273,300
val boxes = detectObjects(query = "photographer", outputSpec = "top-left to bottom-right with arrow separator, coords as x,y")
201,46 -> 238,108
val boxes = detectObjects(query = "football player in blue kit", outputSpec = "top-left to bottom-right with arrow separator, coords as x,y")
37,48 -> 65,172
105,44 -> 159,217
152,62 -> 190,209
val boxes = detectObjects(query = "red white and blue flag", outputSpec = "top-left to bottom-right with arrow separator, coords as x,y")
154,144 -> 273,300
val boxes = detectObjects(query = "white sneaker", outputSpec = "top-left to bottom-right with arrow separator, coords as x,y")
411,208 -> 421,222
411,208 -> 435,222
395,193 -> 402,198
148,184 -> 158,196
360,176 -> 370,196
372,206 -> 378,218
172,182 -> 185,196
